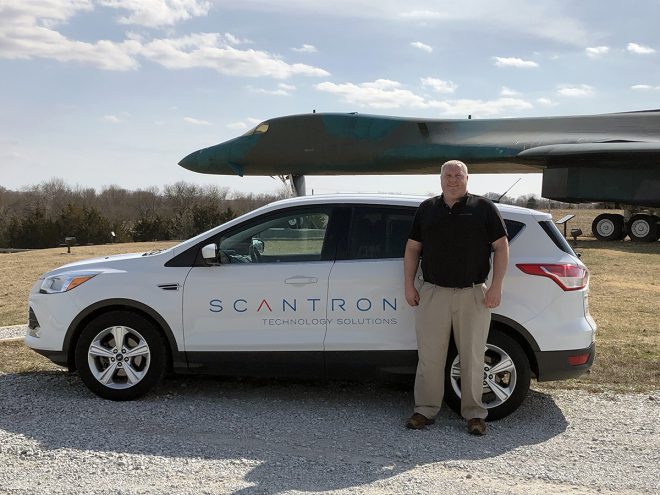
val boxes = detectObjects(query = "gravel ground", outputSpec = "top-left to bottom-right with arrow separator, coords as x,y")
0,357 -> 658,495
0,325 -> 27,340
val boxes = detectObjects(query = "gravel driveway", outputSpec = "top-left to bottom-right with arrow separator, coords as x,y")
0,354 -> 658,495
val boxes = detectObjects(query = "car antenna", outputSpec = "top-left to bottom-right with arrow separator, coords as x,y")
495,178 -> 521,203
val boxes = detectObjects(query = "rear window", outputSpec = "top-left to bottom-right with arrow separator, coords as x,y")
538,220 -> 577,255
503,219 -> 525,242
348,206 -> 415,259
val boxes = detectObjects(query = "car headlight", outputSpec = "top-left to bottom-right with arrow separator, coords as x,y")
39,271 -> 98,294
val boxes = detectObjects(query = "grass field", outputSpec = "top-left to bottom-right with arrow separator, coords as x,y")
1,211 -> 658,392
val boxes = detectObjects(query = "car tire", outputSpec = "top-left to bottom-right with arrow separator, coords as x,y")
444,330 -> 531,421
592,213 -> 625,241
74,311 -> 167,401
627,214 -> 659,242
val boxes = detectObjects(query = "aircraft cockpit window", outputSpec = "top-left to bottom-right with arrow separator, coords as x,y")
242,123 -> 270,136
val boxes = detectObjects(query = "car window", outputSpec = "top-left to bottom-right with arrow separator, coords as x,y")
503,219 -> 525,242
348,207 -> 415,260
218,209 -> 330,264
538,220 -> 577,256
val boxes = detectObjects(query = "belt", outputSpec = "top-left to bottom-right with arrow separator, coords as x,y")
426,281 -> 485,289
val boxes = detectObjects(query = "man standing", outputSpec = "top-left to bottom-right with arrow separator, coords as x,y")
404,160 -> 509,435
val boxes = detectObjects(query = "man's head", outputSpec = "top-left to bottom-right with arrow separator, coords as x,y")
440,160 -> 468,202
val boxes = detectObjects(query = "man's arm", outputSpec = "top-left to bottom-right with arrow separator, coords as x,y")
404,239 -> 423,306
485,235 -> 509,308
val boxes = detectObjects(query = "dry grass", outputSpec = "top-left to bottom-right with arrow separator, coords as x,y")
538,238 -> 659,393
1,235 -> 658,393
0,241 -> 176,326
545,207 -> 623,238
0,339 -> 64,374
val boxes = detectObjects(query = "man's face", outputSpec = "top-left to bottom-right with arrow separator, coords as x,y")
441,165 -> 468,200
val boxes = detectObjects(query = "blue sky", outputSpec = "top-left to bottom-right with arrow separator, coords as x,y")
1,0 -> 659,198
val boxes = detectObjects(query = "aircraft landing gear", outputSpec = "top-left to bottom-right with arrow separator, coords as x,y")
627,214 -> 660,242
592,213 -> 625,241
278,174 -> 306,197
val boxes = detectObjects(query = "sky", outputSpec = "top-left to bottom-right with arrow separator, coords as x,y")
1,0 -> 660,199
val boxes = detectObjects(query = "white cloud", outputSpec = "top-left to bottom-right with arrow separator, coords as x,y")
631,84 -> 660,90
493,57 -> 538,68
411,41 -> 433,53
292,44 -> 318,53
316,79 -> 532,116
585,46 -> 609,58
627,42 -> 655,55
227,117 -> 262,130
500,86 -> 519,97
0,3 -> 328,78
0,1 -> 142,70
536,97 -> 556,106
103,115 -> 124,124
249,83 -> 297,96
421,77 -> 457,94
427,97 -> 533,117
400,10 -> 447,20
205,1 -> 589,46
557,84 -> 594,97
98,0 -> 211,28
316,79 -> 427,109
183,117 -> 211,125
140,33 -> 330,78
224,33 -> 241,45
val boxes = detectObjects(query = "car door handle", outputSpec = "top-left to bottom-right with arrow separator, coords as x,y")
285,276 -> 318,285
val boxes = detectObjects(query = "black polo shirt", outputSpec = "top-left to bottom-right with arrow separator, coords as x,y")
409,193 -> 507,288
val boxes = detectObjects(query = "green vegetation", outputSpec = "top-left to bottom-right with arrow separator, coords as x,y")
0,179 -> 283,248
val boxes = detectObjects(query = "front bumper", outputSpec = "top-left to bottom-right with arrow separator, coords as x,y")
535,342 -> 596,381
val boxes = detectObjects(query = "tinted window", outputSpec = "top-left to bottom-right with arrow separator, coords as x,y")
539,220 -> 577,255
219,210 -> 330,263
348,207 -> 415,260
504,219 -> 525,242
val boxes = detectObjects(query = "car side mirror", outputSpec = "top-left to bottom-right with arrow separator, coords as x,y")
201,243 -> 220,266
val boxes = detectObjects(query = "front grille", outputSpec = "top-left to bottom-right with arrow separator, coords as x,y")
28,307 -> 40,329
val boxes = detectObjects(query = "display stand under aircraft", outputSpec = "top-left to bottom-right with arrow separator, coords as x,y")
179,110 -> 660,242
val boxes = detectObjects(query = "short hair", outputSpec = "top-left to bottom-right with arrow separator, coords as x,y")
441,160 -> 468,176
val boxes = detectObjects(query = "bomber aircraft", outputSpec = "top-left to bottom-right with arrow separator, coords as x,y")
179,110 -> 660,242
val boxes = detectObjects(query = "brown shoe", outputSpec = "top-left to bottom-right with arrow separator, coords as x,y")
405,413 -> 434,429
467,418 -> 486,436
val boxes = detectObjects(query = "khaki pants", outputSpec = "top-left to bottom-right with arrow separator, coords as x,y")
413,282 -> 490,420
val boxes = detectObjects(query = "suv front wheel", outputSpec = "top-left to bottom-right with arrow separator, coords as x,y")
444,330 -> 531,420
74,311 -> 167,400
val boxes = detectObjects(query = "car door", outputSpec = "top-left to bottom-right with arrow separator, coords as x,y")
324,205 -> 418,363
183,206 -> 334,360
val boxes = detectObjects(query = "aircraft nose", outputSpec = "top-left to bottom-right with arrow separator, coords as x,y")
178,139 -> 248,176
178,150 -> 205,172
178,143 -> 231,173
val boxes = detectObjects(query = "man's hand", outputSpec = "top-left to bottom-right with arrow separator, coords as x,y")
405,285 -> 420,307
484,284 -> 502,308
486,235 -> 508,309
403,239 -> 423,307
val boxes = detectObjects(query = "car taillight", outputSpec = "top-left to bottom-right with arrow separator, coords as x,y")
516,263 -> 588,291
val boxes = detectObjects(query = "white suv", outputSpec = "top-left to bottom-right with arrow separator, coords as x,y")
25,195 -> 596,419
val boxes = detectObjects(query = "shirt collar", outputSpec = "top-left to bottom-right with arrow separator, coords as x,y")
440,193 -> 470,208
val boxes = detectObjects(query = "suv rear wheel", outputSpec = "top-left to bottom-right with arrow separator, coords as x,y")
444,330 -> 531,420
74,311 -> 167,400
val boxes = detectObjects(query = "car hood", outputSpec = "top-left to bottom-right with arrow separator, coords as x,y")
42,252 -> 155,278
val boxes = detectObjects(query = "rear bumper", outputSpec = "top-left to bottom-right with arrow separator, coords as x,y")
535,342 -> 596,381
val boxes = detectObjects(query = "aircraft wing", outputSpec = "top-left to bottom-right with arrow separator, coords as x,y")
518,141 -> 660,161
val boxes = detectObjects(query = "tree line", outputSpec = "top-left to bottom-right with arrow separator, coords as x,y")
0,179 -> 593,249
0,179 -> 284,249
